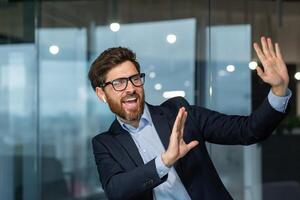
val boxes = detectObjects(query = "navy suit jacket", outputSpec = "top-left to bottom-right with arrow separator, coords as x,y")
92,97 -> 287,200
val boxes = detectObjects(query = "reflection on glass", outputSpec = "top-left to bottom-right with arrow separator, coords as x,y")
93,18 -> 196,104
34,18 -> 196,199
0,44 -> 38,200
38,28 -> 101,199
206,24 -> 262,200
1,0 -> 299,199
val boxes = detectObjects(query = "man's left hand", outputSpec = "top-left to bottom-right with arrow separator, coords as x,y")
253,36 -> 289,96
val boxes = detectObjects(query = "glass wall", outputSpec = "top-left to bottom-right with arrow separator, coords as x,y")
208,1 -> 300,200
0,0 -> 300,200
0,1 -> 38,200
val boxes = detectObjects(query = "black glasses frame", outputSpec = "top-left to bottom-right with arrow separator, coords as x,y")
100,73 -> 145,91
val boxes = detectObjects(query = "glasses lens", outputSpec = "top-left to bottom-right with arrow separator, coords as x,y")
112,78 -> 127,91
109,73 -> 145,91
131,74 -> 144,86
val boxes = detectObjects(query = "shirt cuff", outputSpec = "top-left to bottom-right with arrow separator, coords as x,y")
268,88 -> 292,113
155,155 -> 171,178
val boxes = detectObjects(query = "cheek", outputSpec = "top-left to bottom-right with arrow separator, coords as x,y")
112,94 -> 122,103
136,87 -> 144,95
106,90 -> 122,103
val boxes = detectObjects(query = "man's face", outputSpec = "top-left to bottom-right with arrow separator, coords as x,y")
100,61 -> 145,122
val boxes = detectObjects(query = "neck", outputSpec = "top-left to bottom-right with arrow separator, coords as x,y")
119,117 -> 140,128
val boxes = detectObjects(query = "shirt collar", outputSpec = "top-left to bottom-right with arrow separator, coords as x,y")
117,104 -> 152,134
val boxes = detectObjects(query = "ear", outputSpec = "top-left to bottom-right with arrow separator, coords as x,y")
95,87 -> 107,103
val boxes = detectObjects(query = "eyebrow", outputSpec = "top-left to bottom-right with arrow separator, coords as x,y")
106,73 -> 139,82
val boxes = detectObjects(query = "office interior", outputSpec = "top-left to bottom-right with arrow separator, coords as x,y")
0,0 -> 300,199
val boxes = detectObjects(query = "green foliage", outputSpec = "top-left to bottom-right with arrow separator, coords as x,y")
277,116 -> 300,134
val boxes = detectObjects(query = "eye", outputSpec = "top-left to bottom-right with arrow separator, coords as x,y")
113,78 -> 127,86
131,75 -> 141,82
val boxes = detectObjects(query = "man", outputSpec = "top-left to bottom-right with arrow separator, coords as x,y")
88,37 -> 291,200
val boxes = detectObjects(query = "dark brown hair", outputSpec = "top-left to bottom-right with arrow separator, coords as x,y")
88,47 -> 140,91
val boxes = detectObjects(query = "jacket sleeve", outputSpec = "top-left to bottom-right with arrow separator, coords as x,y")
167,97 -> 288,145
92,136 -> 167,200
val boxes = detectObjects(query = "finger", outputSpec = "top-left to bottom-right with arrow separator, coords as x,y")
256,66 -> 265,79
253,42 -> 266,63
267,38 -> 276,57
275,43 -> 283,60
176,111 -> 187,140
172,107 -> 184,135
180,111 -> 187,134
168,108 -> 185,153
176,108 -> 185,132
186,140 -> 199,151
261,36 -> 271,58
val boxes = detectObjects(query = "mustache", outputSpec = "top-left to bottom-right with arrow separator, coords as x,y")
121,92 -> 139,101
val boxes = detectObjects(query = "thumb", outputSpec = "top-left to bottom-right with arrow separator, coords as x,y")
186,140 -> 199,151
256,66 -> 265,79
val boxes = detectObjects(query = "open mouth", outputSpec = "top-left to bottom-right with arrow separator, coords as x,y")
122,96 -> 139,110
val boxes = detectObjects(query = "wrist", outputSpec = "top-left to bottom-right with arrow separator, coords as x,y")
161,153 -> 172,168
272,85 -> 288,97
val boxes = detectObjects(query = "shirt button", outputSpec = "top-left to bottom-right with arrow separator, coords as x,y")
143,149 -> 146,153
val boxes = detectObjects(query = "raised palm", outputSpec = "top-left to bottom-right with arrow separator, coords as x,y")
162,107 -> 199,167
253,37 -> 289,96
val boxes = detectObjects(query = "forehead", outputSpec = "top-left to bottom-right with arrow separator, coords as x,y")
106,61 -> 139,81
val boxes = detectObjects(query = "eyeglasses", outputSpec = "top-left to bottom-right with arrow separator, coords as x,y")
101,73 -> 145,91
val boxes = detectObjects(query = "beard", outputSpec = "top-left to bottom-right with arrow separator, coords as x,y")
106,90 -> 145,122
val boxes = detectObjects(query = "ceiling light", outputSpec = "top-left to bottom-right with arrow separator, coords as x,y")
49,45 -> 59,55
166,34 -> 177,44
154,83 -> 162,90
226,65 -> 235,72
295,72 -> 300,80
149,72 -> 156,79
249,61 -> 258,70
110,23 -> 120,32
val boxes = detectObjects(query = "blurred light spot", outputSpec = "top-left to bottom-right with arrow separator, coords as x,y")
166,34 -> 177,44
149,72 -> 156,79
218,70 -> 226,77
49,45 -> 59,55
249,61 -> 258,70
163,91 -> 185,99
110,23 -> 120,32
148,65 -> 155,70
78,87 -> 88,101
295,72 -> 300,80
184,80 -> 190,87
226,65 -> 235,72
209,86 -> 212,97
154,83 -> 162,90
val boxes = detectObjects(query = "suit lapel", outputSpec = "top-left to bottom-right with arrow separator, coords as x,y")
108,104 -> 172,167
109,103 -> 184,181
148,103 -> 185,181
109,120 -> 144,166
147,104 -> 171,150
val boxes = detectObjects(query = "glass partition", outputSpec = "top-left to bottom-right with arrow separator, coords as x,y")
1,0 -> 300,200
206,24 -> 261,200
0,44 -> 38,200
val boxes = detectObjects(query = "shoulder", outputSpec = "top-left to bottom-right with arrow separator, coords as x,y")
92,131 -> 112,146
160,96 -> 191,109
92,118 -> 122,144
146,96 -> 192,118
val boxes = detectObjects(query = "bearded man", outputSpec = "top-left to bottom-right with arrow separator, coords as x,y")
88,37 -> 291,200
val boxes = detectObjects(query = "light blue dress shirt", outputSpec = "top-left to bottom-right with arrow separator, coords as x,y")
117,105 -> 191,200
117,89 -> 291,200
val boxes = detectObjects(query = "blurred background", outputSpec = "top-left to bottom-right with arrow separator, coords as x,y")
0,0 -> 300,200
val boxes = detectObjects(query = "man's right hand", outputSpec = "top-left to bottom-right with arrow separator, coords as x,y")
161,107 -> 199,167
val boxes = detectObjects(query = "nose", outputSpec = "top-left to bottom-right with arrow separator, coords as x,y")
124,79 -> 136,93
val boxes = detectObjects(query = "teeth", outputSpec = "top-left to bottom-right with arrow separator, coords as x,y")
125,97 -> 136,101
